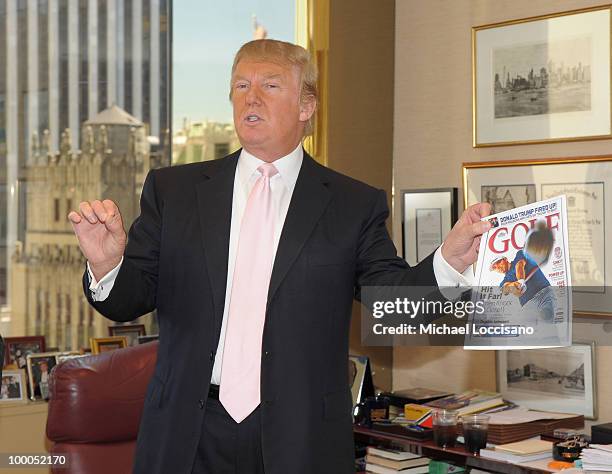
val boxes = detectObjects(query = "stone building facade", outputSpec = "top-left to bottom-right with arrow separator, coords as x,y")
10,106 -> 156,351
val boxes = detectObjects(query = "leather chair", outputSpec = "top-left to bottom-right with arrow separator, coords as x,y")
46,341 -> 158,474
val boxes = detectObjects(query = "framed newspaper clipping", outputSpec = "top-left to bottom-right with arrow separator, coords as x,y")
496,342 -> 597,419
473,5 -> 612,147
463,156 -> 612,319
401,188 -> 458,266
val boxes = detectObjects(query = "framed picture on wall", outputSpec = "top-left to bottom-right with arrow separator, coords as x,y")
473,5 -> 611,147
463,156 -> 612,319
401,188 -> 458,266
496,342 -> 597,419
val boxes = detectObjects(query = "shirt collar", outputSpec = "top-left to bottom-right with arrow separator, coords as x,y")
237,143 -> 303,194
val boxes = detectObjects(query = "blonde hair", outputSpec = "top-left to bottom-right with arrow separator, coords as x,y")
230,39 -> 318,135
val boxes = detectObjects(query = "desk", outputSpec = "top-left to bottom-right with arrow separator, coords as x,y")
354,425 -> 559,474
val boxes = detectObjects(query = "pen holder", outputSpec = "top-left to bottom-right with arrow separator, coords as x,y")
552,437 -> 587,462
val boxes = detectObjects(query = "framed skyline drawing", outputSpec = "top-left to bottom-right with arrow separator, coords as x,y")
473,5 -> 611,146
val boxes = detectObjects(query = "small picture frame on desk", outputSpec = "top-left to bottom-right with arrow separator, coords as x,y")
26,352 -> 59,401
138,334 -> 159,345
3,336 -> 46,370
349,355 -> 374,409
401,188 -> 458,266
109,324 -> 146,347
90,336 -> 129,355
0,369 -> 27,404
496,342 -> 597,419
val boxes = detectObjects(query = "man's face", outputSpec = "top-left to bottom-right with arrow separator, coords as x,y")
231,59 -> 314,162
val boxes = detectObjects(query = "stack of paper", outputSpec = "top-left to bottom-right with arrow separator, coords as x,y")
460,407 -> 584,444
426,390 -> 505,416
480,438 -> 552,464
580,444 -> 612,471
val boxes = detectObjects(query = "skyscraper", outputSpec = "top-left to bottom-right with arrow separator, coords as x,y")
0,0 -> 170,310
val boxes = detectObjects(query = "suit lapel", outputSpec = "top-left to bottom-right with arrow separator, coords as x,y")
268,153 -> 331,302
195,152 -> 239,332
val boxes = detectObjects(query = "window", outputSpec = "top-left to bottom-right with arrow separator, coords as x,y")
172,1 -> 296,164
214,143 -> 229,160
1,1 -> 171,350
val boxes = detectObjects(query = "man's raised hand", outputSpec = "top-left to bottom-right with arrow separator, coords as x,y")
68,199 -> 126,281
441,202 -> 492,274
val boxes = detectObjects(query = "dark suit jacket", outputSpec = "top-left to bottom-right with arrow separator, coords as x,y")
85,150 -> 437,474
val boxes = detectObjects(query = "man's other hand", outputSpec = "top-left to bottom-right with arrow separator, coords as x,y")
68,199 -> 127,281
441,202 -> 492,273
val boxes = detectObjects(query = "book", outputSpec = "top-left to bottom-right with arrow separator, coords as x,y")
426,390 -> 505,416
467,195 -> 572,349
403,404 -> 432,425
494,438 -> 552,455
365,454 -> 429,470
365,446 -> 421,461
392,387 -> 452,402
479,447 -> 551,463
365,463 -> 429,474
428,460 -> 466,473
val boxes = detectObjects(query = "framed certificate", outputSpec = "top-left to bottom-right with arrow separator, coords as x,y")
401,188 -> 458,266
463,155 -> 612,318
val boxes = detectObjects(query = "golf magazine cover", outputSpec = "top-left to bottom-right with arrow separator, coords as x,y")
466,195 -> 572,349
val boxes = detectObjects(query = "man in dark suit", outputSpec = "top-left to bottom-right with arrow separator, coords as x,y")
69,40 -> 490,474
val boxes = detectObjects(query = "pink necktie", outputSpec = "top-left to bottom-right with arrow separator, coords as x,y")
220,163 -> 278,422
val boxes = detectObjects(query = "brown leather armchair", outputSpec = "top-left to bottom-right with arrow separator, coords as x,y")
46,341 -> 158,474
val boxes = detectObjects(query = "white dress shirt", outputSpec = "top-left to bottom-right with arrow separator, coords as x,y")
87,144 -> 472,384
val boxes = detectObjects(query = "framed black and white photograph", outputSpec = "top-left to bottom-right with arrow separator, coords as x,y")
473,5 -> 611,146
497,342 -> 596,419
0,369 -> 27,404
109,324 -> 147,347
463,156 -> 612,318
481,185 -> 536,214
26,352 -> 59,401
401,188 -> 458,266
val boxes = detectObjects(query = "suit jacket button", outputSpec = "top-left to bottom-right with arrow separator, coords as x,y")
198,399 -> 205,409
209,351 -> 215,361
264,350 -> 272,357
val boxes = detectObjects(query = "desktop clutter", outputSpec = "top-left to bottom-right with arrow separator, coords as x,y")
354,387 -> 612,473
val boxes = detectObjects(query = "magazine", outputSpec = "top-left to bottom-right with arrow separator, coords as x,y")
465,195 -> 572,349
